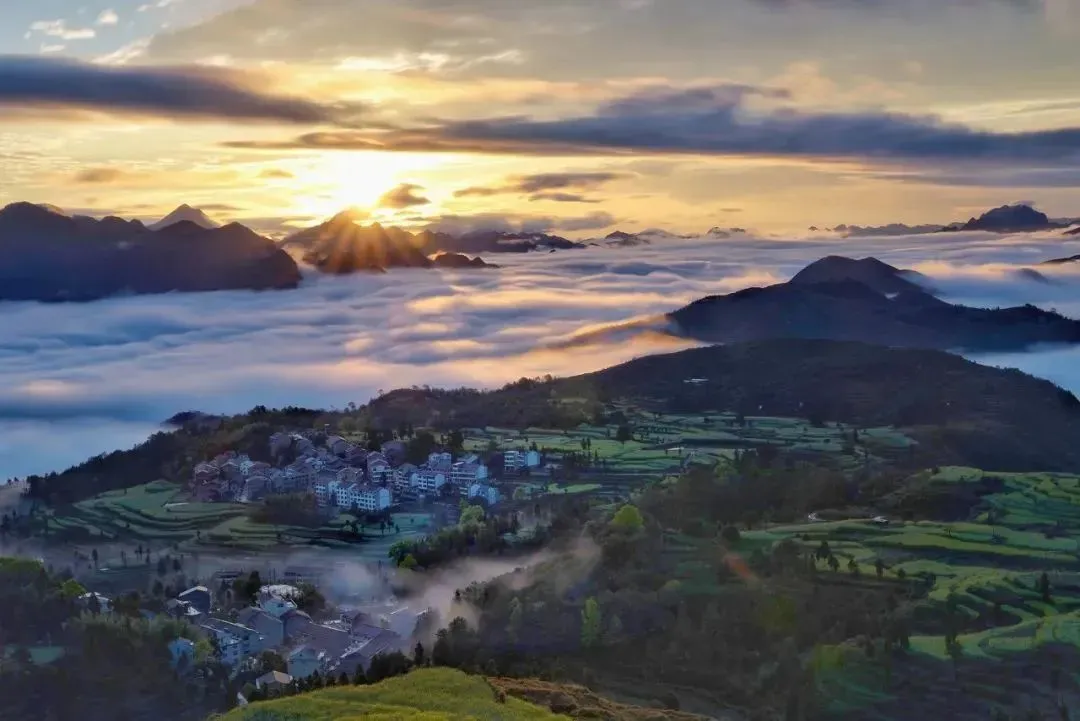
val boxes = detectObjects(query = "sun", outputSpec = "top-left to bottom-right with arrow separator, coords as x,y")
290,151 -> 452,220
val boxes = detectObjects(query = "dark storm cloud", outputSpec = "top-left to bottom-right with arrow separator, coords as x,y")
0,55 -> 358,125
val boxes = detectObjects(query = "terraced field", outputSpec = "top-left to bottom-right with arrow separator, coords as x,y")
740,467 -> 1080,718
49,481 -> 245,543
48,480 -> 435,562
466,409 -> 914,504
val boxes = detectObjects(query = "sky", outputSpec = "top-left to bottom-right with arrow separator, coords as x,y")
3,227 -> 1080,477
4,0 -> 1080,235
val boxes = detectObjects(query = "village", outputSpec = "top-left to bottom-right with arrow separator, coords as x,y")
189,429 -> 544,514
76,569 -> 431,700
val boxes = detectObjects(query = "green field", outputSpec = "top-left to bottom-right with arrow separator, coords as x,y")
48,481 -> 246,544
47,480 -> 435,561
465,408 -> 913,504
220,668 -> 566,721
729,466 -> 1080,714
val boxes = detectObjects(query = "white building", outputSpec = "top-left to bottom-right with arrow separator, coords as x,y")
468,483 -> 501,506
333,483 -> 392,512
367,453 -> 392,484
412,469 -> 447,496
259,596 -> 298,619
200,618 -> 266,662
287,646 -> 327,680
504,450 -> 541,473
218,635 -> 243,667
337,467 -> 364,485
451,461 -> 488,487
427,451 -> 453,470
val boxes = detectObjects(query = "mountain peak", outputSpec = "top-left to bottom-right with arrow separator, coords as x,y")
149,205 -> 220,232
790,256 -> 930,296
944,203 -> 1056,233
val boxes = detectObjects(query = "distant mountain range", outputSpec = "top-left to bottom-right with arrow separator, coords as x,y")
280,211 -> 500,272
667,255 -> 1080,353
822,204 -> 1080,237
0,203 -> 300,302
598,227 -> 748,246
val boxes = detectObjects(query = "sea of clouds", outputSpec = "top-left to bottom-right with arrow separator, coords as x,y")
3,228 -> 1080,478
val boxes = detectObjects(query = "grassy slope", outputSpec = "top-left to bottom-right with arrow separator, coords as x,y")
219,669 -> 705,721
218,668 -> 568,721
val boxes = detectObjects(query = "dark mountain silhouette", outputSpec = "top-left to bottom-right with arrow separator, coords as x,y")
0,203 -> 300,302
283,212 -> 569,271
416,229 -> 582,255
1063,226 -> 1080,237
942,204 -> 1061,233
431,252 -> 498,269
148,204 -> 219,231
1043,253 -> 1080,265
362,339 -> 1080,471
667,255 -> 1080,352
281,211 -> 434,273
788,255 -> 933,295
829,222 -> 945,237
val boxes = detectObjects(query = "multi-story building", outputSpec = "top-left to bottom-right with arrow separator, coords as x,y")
337,467 -> 364,485
451,461 -> 488,488
367,453 -> 392,485
468,483 -> 501,506
427,451 -> 453,471
412,469 -> 447,496
313,478 -> 340,507
327,436 -> 351,456
336,483 -> 391,512
504,450 -> 541,474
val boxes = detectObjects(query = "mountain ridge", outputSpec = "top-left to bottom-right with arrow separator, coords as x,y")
0,202 -> 300,302
666,255 -> 1080,353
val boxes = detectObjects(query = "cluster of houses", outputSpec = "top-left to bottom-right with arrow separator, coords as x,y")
164,583 -> 424,685
189,430 -> 544,511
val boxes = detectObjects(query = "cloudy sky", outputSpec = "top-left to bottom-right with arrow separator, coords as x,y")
4,0 -> 1080,234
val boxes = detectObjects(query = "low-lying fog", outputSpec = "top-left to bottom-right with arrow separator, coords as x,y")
3,229 -> 1080,477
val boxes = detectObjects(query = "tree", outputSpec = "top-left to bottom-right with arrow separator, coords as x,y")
848,558 -> 860,577
91,548 -> 98,567
400,554 -> 419,571
295,583 -> 326,614
507,597 -> 523,642
615,425 -> 633,444
610,504 -> 644,533
581,597 -> 602,649
353,667 -> 368,685
257,650 -> 287,675
874,558 -> 885,579
1039,572 -> 1052,603
448,429 -> 465,454
413,641 -> 425,667
720,525 -> 741,544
